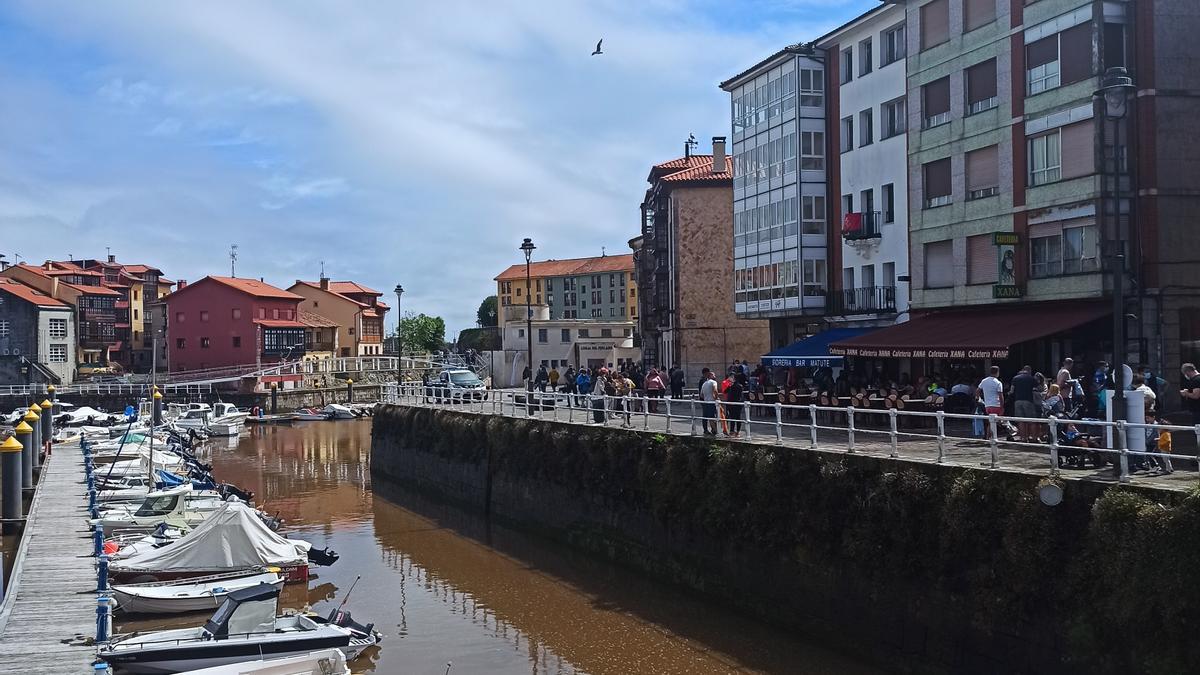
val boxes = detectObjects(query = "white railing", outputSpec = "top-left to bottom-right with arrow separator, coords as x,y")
384,383 -> 1200,486
0,383 -> 213,397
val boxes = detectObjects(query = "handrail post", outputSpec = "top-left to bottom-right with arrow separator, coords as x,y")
774,402 -> 783,445
665,397 -> 673,433
643,397 -> 649,431
847,407 -> 856,453
552,396 -> 559,422
1048,417 -> 1060,473
935,410 -> 946,463
1117,421 -> 1130,483
988,414 -> 999,468
689,400 -> 697,436
888,408 -> 898,458
808,404 -> 818,448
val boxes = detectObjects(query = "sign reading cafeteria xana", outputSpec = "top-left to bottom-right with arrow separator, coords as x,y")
828,347 -> 1010,359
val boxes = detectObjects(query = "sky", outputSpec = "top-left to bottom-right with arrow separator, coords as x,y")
0,0 -> 871,335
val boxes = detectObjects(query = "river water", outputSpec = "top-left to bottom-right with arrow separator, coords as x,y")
121,421 -> 881,675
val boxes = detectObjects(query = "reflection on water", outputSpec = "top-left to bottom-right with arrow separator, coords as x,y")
118,421 -> 881,675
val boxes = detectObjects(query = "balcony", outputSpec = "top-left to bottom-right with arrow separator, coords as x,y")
827,286 -> 897,315
842,211 -> 883,241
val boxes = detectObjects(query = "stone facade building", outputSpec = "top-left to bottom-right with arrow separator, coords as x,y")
0,277 -> 75,385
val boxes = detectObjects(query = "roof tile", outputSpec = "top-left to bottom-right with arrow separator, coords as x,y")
495,253 -> 634,282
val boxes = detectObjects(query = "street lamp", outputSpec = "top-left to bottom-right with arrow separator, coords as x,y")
487,308 -> 496,382
394,284 -> 404,397
1094,66 -> 1136,479
520,238 -> 536,397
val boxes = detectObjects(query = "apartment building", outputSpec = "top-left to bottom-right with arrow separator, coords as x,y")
635,139 -> 770,379
816,2 -> 911,327
494,254 -> 636,323
288,279 -> 390,357
1,263 -> 121,373
0,277 -> 75,385
721,45 -> 832,348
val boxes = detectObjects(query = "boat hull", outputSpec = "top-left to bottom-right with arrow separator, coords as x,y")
110,563 -> 309,586
98,635 -> 364,675
112,574 -> 284,615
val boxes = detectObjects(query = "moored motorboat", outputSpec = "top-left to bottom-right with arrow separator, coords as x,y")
112,569 -> 284,615
172,648 -> 350,675
321,404 -> 355,420
96,583 -> 378,674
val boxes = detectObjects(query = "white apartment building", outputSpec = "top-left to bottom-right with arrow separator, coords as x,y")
487,304 -> 639,387
816,2 -> 911,327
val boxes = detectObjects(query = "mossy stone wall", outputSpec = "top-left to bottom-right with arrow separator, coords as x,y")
371,405 -> 1200,674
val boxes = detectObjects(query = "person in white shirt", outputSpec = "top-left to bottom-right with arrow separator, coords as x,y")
699,371 -> 719,436
977,365 -> 1004,416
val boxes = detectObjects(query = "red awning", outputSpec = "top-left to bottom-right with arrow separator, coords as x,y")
829,302 -> 1109,359
254,319 -> 306,328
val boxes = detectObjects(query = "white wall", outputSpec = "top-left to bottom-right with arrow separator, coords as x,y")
38,307 -> 76,385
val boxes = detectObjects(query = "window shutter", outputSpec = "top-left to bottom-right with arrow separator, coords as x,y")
964,0 -> 996,32
923,77 -> 951,116
1026,35 -> 1057,68
967,234 -> 997,285
966,145 -> 999,192
1029,221 -> 1064,239
920,0 -> 950,50
924,240 -> 954,288
1060,121 -> 1095,179
1059,23 -> 1094,85
966,59 -> 997,105
924,158 -> 952,198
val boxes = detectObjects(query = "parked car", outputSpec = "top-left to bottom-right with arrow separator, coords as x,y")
426,369 -> 488,402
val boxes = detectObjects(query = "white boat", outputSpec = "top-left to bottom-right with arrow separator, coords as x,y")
321,404 -> 355,420
97,583 -> 378,674
173,403 -> 249,435
91,486 -> 219,536
112,569 -> 284,615
173,649 -> 350,675
289,408 -> 327,422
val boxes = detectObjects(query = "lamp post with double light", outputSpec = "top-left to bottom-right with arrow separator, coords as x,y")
393,284 -> 404,399
520,238 -> 536,400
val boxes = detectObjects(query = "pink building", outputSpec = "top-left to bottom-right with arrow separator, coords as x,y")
162,276 -> 305,373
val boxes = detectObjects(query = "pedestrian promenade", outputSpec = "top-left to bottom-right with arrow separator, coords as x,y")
0,440 -> 97,673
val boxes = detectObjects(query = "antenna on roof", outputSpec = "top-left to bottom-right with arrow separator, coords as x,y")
319,260 -> 326,280
601,246 -> 606,257
229,244 -> 239,278
685,133 -> 697,158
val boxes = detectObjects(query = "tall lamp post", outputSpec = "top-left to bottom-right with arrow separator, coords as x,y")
520,238 -> 536,397
393,284 -> 404,399
488,308 -> 497,384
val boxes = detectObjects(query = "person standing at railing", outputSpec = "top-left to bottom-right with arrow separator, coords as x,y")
724,374 -> 746,437
1011,366 -> 1039,443
575,369 -> 592,408
616,372 -> 635,428
669,365 -> 685,400
644,368 -> 665,413
699,371 -> 719,437
1179,363 -> 1200,423
977,365 -> 1005,425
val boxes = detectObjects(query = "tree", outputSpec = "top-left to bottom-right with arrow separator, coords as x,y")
477,296 -> 498,327
398,312 -> 446,354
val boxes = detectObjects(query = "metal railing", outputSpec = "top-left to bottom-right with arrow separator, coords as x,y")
827,285 -> 897,315
384,384 -> 1200,486
0,383 -> 213,397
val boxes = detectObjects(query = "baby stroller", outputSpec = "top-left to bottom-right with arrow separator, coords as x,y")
1051,414 -> 1104,469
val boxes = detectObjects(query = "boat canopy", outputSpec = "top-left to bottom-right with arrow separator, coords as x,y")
203,583 -> 281,638
114,502 -> 308,572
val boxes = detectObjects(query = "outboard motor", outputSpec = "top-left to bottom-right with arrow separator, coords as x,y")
307,547 -> 340,566
327,609 -> 374,639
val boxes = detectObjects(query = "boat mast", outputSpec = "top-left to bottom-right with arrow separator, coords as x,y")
148,312 -> 157,487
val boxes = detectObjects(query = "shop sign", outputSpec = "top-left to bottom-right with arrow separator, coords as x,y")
830,346 -> 1009,359
993,232 -> 1021,299
765,357 -> 838,368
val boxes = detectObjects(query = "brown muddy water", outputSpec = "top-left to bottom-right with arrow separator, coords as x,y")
118,421 -> 882,674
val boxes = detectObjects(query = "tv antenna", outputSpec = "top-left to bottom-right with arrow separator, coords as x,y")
685,133 -> 698,158
229,244 -> 239,277
319,260 -> 326,279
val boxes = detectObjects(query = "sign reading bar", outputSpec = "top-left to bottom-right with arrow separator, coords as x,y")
764,357 -> 838,368
829,346 -> 1009,360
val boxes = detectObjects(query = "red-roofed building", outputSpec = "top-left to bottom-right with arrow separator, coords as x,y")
162,276 -> 305,372
634,137 -> 768,378
287,278 -> 389,357
0,277 -> 76,384
493,253 -> 636,323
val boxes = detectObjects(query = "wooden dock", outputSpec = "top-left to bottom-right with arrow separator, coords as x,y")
0,440 -> 98,673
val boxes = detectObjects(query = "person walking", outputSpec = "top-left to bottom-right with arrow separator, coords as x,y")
576,368 -> 592,407
977,366 -> 1005,438
669,365 -> 685,401
617,371 -> 635,427
534,364 -> 549,393
725,373 -> 746,437
1011,365 -> 1039,443
522,364 -> 532,390
645,368 -> 665,413
700,371 -> 719,436
549,367 -> 560,392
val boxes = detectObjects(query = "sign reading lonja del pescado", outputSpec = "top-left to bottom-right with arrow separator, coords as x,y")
828,347 -> 1010,359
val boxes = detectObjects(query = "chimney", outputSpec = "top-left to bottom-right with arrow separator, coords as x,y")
107,254 -> 116,263
177,279 -> 187,289
712,136 -> 727,174
320,278 -> 330,291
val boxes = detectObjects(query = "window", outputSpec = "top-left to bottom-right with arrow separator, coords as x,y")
518,328 -> 525,338
966,145 -> 1000,200
176,338 -> 186,349
0,320 -> 8,338
561,329 -> 570,342
924,240 -> 954,288
579,329 -> 590,338
609,274 -> 615,287
967,234 -> 998,284
546,279 -> 553,292
1030,233 -> 1063,278
800,131 -> 825,169
840,116 -> 854,153
802,259 -> 826,296
922,77 -> 951,128
49,318 -> 68,339
200,337 -> 211,349
232,308 -> 241,319
840,48 -> 853,84
1063,225 -> 1100,274
882,262 -> 896,290
881,97 -> 906,138
272,308 -> 279,319
538,328 -> 548,344
1103,22 -> 1126,69
257,308 -> 266,319
48,344 -> 68,363
799,68 -> 823,107
966,59 -> 998,114
233,336 -> 241,348
965,0 -> 996,32
200,310 -> 209,322
610,290 -> 616,303
859,109 -> 873,146
1029,130 -> 1062,185
1025,35 -> 1060,94
882,184 -> 895,223
881,23 -> 906,66
842,194 -> 854,219
860,189 -> 875,219
620,289 -> 626,302
924,158 -> 952,207
175,311 -> 185,323
601,328 -> 613,338
859,38 -> 873,76
801,195 -> 826,234
920,0 -> 950,50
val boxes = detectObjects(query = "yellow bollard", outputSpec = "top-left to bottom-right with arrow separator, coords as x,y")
39,399 -> 53,457
22,409 -> 39,488
2,433 -> 24,534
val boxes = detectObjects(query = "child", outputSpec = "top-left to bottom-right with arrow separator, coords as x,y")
1153,417 -> 1174,474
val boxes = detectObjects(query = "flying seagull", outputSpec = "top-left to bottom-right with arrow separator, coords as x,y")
591,39 -> 603,56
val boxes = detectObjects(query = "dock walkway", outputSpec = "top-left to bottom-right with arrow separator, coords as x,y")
0,440 -> 98,673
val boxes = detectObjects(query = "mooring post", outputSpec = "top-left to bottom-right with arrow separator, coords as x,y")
1,435 -> 23,535
23,407 -> 39,489
270,383 -> 279,415
153,390 -> 163,426
39,398 -> 53,458
347,378 -> 354,404
93,528 -> 104,557
96,595 -> 112,643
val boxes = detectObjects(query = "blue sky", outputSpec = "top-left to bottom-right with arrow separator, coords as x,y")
0,0 -> 870,334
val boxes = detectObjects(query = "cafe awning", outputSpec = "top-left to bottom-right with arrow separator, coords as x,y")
762,328 -> 874,368
828,303 -> 1109,359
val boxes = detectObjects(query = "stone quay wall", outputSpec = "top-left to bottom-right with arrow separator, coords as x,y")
370,404 -> 1200,675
